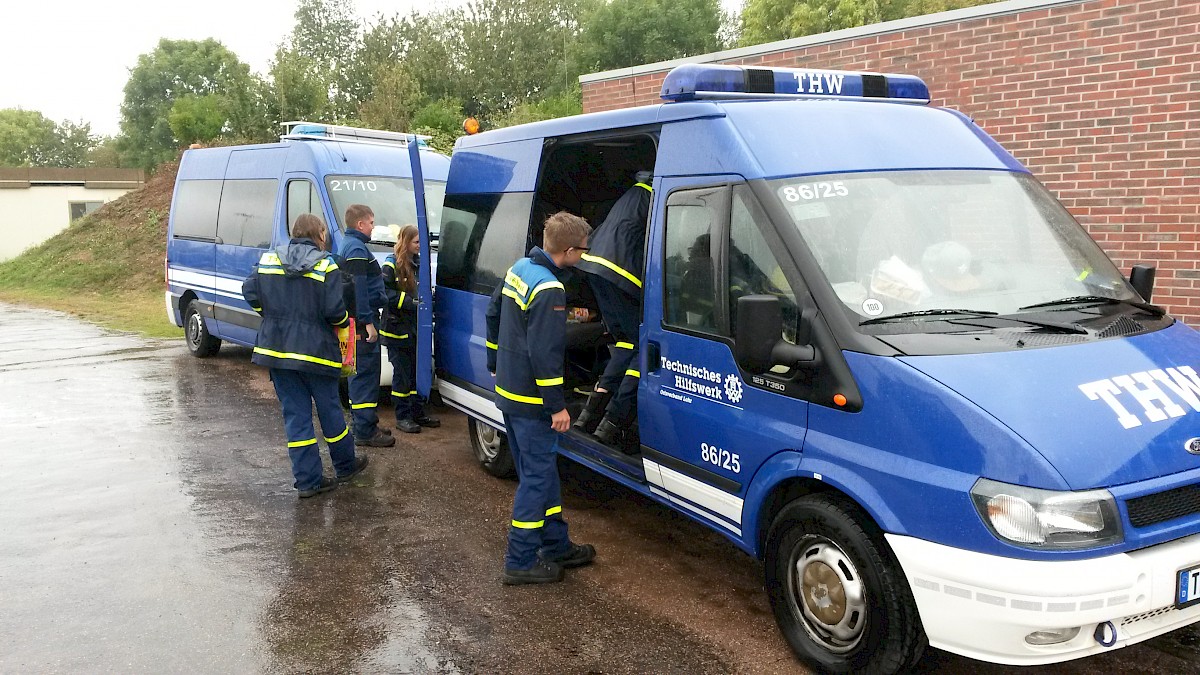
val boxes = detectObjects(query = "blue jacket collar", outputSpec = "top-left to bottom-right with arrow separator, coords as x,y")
346,229 -> 370,243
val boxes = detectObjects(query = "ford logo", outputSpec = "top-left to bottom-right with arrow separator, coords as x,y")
1187,438 -> 1200,455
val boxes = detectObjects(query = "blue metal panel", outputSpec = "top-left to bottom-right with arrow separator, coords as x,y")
446,139 -> 543,194
225,147 -> 289,179
656,118 -> 762,178
434,287 -> 493,386
453,102 -> 723,150
177,146 -> 233,179
720,100 -> 1025,179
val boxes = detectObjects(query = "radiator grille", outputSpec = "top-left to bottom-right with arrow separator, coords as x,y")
1127,484 -> 1200,528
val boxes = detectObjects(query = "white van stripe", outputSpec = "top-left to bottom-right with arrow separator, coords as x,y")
642,458 -> 744,526
439,380 -> 504,427
649,485 -> 742,537
168,269 -> 246,295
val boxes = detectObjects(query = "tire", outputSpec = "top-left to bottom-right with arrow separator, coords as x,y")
184,301 -> 221,357
765,495 -> 926,675
469,417 -> 515,479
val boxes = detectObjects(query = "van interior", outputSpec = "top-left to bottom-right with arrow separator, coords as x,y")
531,132 -> 657,453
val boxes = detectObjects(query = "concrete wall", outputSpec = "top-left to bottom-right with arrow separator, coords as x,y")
580,0 -> 1200,324
0,185 -> 135,261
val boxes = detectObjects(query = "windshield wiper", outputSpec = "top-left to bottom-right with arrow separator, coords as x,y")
1019,295 -> 1165,316
859,309 -> 998,326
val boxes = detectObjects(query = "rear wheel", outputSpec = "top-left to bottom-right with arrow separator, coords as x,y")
765,495 -> 925,674
469,418 -> 514,479
184,301 -> 221,357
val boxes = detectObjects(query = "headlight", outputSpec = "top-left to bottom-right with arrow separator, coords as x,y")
970,478 -> 1123,550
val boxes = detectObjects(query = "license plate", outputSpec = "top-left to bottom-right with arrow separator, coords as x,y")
1177,564 -> 1200,608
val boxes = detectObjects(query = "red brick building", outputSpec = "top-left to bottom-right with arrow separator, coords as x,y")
580,0 -> 1200,323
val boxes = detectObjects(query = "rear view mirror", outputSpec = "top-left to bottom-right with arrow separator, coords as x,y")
1129,264 -> 1156,303
735,295 -> 816,373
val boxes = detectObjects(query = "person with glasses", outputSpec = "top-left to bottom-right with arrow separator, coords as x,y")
486,212 -> 598,585
574,171 -> 653,455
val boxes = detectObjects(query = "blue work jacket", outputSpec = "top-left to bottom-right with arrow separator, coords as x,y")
576,182 -> 651,298
381,253 -> 418,344
337,229 -> 386,334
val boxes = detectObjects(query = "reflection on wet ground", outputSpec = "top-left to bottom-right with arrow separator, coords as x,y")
2,302 -> 1199,673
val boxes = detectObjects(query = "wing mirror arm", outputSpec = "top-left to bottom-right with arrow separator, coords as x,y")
734,295 -> 818,373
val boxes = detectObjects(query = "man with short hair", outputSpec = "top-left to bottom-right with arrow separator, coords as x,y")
486,212 -> 598,585
338,203 -> 395,448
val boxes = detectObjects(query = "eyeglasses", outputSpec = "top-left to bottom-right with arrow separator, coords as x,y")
569,245 -> 590,252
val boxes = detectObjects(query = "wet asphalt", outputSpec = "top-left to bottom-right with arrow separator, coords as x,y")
3,302 -> 1200,674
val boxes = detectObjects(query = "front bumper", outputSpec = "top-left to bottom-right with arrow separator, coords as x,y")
888,532 -> 1200,665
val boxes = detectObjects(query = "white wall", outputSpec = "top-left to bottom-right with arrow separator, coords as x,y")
0,185 -> 135,261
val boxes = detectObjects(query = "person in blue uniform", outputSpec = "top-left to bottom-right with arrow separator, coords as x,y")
486,212 -> 598,585
338,203 -> 395,448
381,224 -> 440,434
242,214 -> 370,498
573,172 -> 652,454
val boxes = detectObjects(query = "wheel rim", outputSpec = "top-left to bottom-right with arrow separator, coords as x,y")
186,310 -> 203,349
787,535 -> 867,654
474,422 -> 502,461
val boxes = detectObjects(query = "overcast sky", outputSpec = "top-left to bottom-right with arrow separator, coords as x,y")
1,0 -> 743,137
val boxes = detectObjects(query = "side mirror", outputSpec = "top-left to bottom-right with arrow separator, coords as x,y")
734,295 -> 816,373
1130,264 -> 1156,303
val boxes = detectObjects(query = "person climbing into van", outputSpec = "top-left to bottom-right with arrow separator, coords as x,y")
242,214 -> 370,498
573,171 -> 653,454
338,203 -> 396,448
382,224 -> 440,434
486,212 -> 598,585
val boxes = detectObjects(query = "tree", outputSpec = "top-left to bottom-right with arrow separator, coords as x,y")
283,0 -> 366,120
168,95 -> 226,145
740,0 -> 1001,45
492,88 -> 583,128
571,0 -> 723,74
118,38 -> 258,168
358,64 -> 423,131
0,109 -> 97,167
267,46 -> 331,124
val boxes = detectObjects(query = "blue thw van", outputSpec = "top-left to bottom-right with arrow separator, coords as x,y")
166,123 -> 448,390
430,64 -> 1200,671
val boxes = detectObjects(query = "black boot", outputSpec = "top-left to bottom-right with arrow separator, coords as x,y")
573,389 -> 612,433
593,417 -> 621,446
621,420 -> 641,455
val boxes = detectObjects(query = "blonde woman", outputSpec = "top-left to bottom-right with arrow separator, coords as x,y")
381,224 -> 439,433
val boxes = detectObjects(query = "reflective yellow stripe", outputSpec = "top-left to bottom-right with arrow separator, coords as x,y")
302,271 -> 327,282
511,519 -> 544,529
580,253 -> 642,289
351,402 -> 378,409
625,369 -> 640,378
504,268 -> 529,296
257,268 -> 286,275
635,182 -> 652,192
382,260 -> 395,269
259,252 -> 282,265
288,438 -> 317,448
614,341 -> 634,350
324,427 -> 349,443
535,377 -> 564,386
250,305 -> 262,312
545,506 -> 562,517
379,329 -> 409,339
495,385 -> 543,405
253,347 -> 340,369
334,310 -> 349,325
485,341 -> 498,350
502,287 -> 528,310
316,258 -> 339,272
526,281 -> 565,307
397,291 -> 406,308
391,389 -> 417,398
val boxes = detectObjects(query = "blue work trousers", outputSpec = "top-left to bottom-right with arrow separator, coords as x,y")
387,341 -> 425,421
270,368 -> 357,491
504,413 -> 570,570
591,279 -> 641,426
348,336 -> 381,437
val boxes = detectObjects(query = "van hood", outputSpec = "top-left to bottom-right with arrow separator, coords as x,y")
899,322 -> 1200,490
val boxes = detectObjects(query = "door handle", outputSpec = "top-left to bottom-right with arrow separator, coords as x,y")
646,341 -> 661,372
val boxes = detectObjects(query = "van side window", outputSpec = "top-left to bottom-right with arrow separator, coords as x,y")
663,186 -> 725,335
171,180 -> 223,241
436,192 -> 532,295
729,185 -> 800,345
216,179 -> 279,248
286,180 -> 321,235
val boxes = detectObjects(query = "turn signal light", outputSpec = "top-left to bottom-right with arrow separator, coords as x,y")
463,117 -> 481,135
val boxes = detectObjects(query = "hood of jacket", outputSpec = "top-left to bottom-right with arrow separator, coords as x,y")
276,238 -> 327,276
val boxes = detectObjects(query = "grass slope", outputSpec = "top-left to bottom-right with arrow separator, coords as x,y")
0,162 -> 180,337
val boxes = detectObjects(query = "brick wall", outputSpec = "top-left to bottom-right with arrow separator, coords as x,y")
581,0 -> 1200,324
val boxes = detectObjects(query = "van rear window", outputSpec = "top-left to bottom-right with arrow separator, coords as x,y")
216,179 -> 279,249
437,192 -> 532,295
171,180 -> 223,241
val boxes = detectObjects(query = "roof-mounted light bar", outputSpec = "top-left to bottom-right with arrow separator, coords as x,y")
280,121 -> 431,147
660,64 -> 930,104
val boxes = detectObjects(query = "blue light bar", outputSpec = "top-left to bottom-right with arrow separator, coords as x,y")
660,64 -> 930,104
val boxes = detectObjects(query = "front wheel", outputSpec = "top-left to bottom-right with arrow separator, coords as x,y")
184,301 -> 221,357
468,418 -> 514,479
765,495 -> 925,674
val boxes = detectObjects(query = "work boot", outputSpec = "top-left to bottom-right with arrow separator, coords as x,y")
593,417 -> 621,446
414,415 -> 441,428
395,419 -> 421,434
543,543 -> 596,569
297,476 -> 338,499
380,428 -> 393,436
356,429 -> 396,447
502,560 -> 565,586
336,455 -> 370,483
573,389 -> 612,434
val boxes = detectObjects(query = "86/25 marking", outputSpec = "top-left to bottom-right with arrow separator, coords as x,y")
701,442 -> 741,473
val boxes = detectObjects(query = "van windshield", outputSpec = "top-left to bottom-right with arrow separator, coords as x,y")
769,170 -> 1138,324
325,176 -> 446,249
